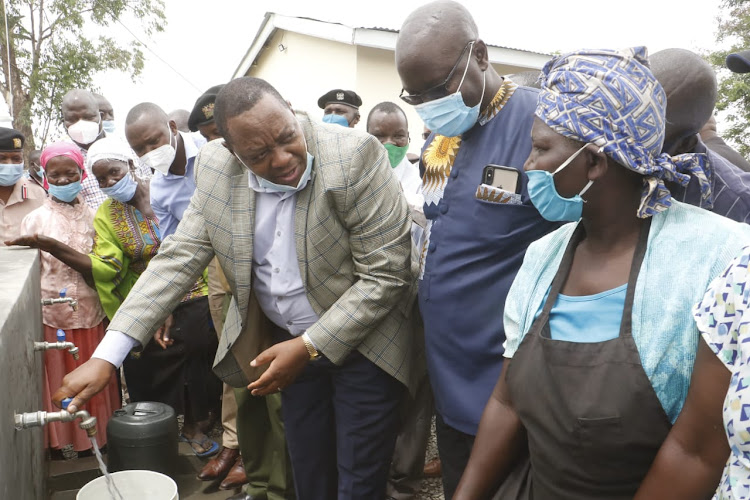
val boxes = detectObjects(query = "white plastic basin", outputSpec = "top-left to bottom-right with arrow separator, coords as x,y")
77,470 -> 178,500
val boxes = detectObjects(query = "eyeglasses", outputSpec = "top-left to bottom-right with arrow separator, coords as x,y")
399,41 -> 475,106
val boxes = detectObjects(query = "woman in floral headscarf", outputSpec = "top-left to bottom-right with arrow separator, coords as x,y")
452,48 -> 750,500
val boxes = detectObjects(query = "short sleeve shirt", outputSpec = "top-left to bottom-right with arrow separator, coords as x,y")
694,246 -> 750,500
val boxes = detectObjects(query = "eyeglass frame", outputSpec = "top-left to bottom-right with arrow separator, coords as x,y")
399,41 -> 476,106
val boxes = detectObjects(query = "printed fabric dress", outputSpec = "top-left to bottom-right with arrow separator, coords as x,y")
21,195 -> 119,452
90,197 -> 219,419
694,245 -> 750,500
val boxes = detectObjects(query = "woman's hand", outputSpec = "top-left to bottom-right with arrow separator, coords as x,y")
5,234 -> 57,252
153,314 -> 175,349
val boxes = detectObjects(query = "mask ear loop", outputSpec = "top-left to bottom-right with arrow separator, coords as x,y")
579,146 -> 606,199
455,41 -> 476,93
552,142 -> 590,175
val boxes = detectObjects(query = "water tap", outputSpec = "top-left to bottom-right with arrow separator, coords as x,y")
41,288 -> 78,311
14,398 -> 97,437
33,329 -> 79,360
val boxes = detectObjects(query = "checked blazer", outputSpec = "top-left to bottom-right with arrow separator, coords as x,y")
107,111 -> 419,392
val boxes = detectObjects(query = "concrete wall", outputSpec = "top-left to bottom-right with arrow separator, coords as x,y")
0,247 -> 44,500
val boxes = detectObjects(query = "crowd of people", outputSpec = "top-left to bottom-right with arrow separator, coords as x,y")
5,0 -> 750,499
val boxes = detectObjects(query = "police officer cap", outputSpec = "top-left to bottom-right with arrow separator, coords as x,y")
0,127 -> 24,151
188,84 -> 226,132
317,89 -> 362,109
727,50 -> 750,74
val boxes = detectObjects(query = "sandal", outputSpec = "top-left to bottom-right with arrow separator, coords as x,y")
179,433 -> 220,458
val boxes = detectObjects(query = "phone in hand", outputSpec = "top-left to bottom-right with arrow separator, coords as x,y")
482,164 -> 521,194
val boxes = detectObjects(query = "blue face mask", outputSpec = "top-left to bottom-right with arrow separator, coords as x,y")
36,167 -> 44,178
0,162 -> 25,186
48,180 -> 83,203
526,143 -> 595,222
102,120 -> 116,135
101,172 -> 137,202
256,153 -> 314,193
413,43 -> 486,138
322,114 -> 350,127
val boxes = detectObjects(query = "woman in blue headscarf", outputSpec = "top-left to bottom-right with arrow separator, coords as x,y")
452,47 -> 750,500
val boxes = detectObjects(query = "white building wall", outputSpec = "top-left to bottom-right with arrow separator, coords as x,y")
247,28 -> 544,157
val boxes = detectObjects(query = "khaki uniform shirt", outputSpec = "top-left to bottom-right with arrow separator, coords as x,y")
0,179 -> 46,241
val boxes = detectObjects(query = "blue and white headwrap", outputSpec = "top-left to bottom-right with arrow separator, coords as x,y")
536,47 -> 711,218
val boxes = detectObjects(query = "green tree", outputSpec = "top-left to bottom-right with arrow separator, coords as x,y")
0,0 -> 166,151
708,0 -> 750,156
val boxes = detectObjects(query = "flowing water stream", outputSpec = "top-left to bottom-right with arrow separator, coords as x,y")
90,436 -> 125,500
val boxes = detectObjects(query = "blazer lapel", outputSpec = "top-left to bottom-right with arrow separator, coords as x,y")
231,172 -> 254,317
295,116 -> 319,291
295,170 -> 313,290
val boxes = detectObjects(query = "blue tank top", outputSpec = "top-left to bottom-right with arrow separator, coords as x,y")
536,284 -> 628,342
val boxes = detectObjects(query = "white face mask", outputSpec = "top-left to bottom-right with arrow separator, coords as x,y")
67,116 -> 101,145
141,124 -> 177,175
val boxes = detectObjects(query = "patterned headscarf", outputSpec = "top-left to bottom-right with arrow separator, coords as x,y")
536,47 -> 711,218
40,142 -> 87,190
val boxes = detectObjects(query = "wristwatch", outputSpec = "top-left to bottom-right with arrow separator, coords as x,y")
301,332 -> 320,360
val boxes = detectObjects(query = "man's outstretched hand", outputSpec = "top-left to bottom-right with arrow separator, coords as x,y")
51,358 -> 117,413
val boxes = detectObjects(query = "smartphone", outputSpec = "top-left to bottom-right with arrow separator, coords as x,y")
482,165 -> 520,193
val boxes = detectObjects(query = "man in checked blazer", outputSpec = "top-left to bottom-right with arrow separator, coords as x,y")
53,77 -> 419,500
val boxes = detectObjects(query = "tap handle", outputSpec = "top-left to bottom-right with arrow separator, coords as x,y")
59,288 -> 67,298
56,329 -> 66,342
61,398 -> 72,410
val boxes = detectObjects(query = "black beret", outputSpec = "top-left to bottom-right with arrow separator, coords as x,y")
0,127 -> 24,151
188,84 -> 226,132
317,89 -> 362,109
727,50 -> 750,74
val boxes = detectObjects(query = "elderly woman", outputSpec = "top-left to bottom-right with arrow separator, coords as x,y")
452,48 -> 750,500
7,142 -> 118,458
10,137 -> 221,458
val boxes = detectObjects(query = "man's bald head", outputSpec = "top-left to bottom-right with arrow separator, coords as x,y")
168,109 -> 191,132
62,89 -> 99,115
396,0 -> 496,131
396,0 -> 478,78
126,102 -> 169,127
124,102 -> 177,160
61,89 -> 103,148
649,48 -> 718,155
93,93 -> 114,121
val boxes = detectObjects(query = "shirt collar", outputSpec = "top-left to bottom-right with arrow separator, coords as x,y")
478,78 -> 518,127
180,130 -> 199,161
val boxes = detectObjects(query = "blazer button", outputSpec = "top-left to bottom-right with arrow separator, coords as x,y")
440,203 -> 449,214
429,241 -> 437,252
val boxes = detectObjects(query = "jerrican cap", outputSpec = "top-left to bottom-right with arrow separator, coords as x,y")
317,89 -> 362,109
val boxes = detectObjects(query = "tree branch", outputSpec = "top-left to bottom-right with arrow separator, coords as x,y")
41,8 -> 95,38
